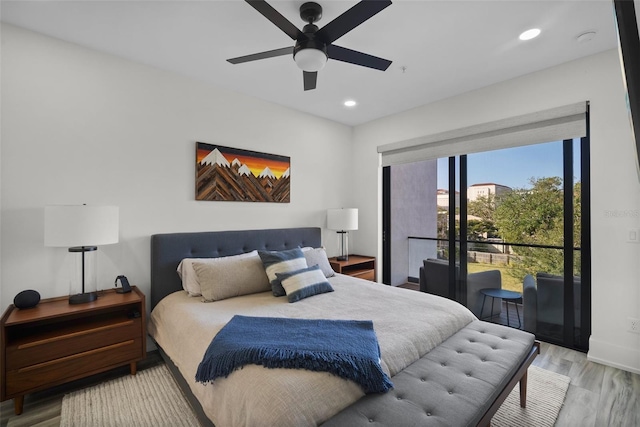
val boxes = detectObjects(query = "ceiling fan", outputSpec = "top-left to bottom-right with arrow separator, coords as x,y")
227,0 -> 393,91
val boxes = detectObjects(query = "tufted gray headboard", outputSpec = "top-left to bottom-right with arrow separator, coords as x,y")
150,227 -> 321,309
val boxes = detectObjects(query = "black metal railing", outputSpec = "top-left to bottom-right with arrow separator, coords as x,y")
408,236 -> 581,293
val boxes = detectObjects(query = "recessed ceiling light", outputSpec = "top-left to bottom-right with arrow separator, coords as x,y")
576,31 -> 597,43
519,28 -> 541,41
344,100 -> 357,107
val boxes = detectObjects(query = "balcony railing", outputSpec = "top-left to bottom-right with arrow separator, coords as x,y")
408,236 -> 584,347
408,236 -> 580,293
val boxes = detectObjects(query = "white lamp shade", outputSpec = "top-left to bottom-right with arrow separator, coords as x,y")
45,205 -> 119,247
327,208 -> 358,231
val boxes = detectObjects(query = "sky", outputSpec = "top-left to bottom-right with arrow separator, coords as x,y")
437,139 -> 582,190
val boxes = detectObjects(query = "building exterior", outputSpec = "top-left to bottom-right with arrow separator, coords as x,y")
436,189 -> 460,207
437,184 -> 510,207
467,183 -> 512,202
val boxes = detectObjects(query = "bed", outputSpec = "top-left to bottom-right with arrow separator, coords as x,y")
148,227 -> 539,426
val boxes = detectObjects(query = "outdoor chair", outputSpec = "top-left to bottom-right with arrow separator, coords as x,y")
419,258 -> 502,318
523,273 -> 581,336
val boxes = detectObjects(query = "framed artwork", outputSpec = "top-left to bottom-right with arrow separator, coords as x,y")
196,142 -> 290,203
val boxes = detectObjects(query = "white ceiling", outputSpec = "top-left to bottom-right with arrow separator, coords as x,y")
1,0 -> 620,126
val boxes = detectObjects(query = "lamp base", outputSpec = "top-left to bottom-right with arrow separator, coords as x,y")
69,292 -> 98,304
336,255 -> 348,261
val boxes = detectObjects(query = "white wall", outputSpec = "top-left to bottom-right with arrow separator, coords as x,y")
0,24 -> 353,314
352,49 -> 640,373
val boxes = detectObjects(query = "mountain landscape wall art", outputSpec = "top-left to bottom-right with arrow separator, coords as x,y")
196,142 -> 290,203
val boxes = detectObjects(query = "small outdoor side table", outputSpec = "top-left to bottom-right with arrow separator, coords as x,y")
479,288 -> 522,329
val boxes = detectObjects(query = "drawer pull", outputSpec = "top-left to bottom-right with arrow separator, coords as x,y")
17,340 -> 135,373
18,320 -> 135,349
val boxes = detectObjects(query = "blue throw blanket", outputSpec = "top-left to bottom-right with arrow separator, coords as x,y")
195,315 -> 393,394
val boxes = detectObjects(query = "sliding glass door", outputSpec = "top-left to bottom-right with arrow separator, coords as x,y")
383,136 -> 590,351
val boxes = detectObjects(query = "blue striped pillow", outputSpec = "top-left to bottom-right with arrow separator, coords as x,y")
275,265 -> 334,303
258,248 -> 308,296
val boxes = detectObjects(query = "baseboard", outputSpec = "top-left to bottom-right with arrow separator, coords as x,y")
587,336 -> 640,375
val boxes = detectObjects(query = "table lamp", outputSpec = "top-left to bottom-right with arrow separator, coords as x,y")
45,205 -> 119,304
327,208 -> 358,261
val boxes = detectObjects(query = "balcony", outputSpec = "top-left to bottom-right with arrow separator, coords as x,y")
407,236 -> 583,348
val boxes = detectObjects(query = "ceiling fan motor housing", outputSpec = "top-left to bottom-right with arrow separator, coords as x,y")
294,23 -> 327,61
293,21 -> 329,69
294,39 -> 327,55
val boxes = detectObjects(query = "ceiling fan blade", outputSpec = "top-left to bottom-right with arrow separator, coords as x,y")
316,0 -> 392,44
327,45 -> 391,71
246,0 -> 303,40
303,71 -> 317,91
227,47 -> 293,64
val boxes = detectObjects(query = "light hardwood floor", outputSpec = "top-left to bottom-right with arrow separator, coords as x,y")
397,282 -> 640,426
533,341 -> 640,426
2,337 -> 639,426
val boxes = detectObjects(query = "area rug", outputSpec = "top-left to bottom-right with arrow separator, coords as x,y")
60,363 -> 569,427
60,364 -> 199,427
493,365 -> 571,427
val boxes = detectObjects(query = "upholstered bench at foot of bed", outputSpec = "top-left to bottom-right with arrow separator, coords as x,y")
322,320 -> 538,427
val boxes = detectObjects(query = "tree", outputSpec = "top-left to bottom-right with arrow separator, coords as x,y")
494,177 -> 580,280
572,181 -> 582,274
495,177 -> 563,244
468,194 -> 496,223
467,219 -> 497,240
467,194 -> 498,239
439,194 -> 498,243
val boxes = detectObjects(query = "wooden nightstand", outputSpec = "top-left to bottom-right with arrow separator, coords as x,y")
329,255 -> 376,281
0,286 -> 146,415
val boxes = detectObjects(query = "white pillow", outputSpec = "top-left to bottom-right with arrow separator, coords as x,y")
301,247 -> 335,278
177,251 -> 259,297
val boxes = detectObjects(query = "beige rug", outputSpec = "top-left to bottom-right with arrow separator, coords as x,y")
494,365 -> 571,427
61,363 -> 569,427
60,364 -> 199,427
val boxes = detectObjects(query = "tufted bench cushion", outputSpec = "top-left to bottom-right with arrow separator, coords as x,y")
322,320 -> 536,427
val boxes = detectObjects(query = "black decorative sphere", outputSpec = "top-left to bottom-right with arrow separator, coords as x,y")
14,290 -> 40,309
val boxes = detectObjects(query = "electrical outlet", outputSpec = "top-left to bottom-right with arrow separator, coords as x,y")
627,229 -> 640,243
629,317 -> 640,334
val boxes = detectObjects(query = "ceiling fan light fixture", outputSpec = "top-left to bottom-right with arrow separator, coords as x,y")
294,47 -> 327,72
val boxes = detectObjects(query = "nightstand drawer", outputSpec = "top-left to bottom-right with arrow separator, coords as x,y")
6,317 -> 142,370
6,337 -> 143,396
